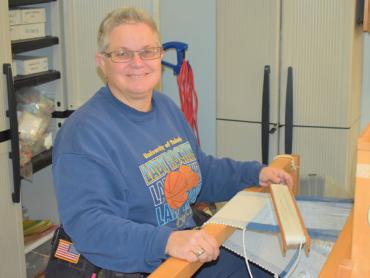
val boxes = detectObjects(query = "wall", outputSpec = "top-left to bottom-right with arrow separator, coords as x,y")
160,0 -> 216,155
160,2 -> 370,155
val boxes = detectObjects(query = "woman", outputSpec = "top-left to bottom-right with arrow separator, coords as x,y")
52,6 -> 292,277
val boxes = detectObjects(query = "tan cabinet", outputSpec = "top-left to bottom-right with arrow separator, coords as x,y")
217,0 -> 363,195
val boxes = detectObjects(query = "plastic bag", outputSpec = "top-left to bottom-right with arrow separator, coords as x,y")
16,87 -> 54,179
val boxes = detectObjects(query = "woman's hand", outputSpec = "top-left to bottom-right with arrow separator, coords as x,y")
259,166 -> 294,190
165,229 -> 220,263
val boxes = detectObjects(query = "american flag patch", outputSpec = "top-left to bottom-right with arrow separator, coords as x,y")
54,239 -> 80,264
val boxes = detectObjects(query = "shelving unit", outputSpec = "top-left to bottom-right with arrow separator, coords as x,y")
7,0 -> 64,202
24,225 -> 57,254
1,0 -> 64,276
12,36 -> 59,54
9,0 -> 56,8
14,70 -> 61,90
28,148 -> 52,174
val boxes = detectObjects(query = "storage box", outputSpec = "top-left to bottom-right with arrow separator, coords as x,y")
10,23 -> 46,41
14,55 -> 48,75
9,9 -> 22,26
10,25 -> 22,41
9,8 -> 46,26
21,23 -> 46,40
20,8 -> 46,24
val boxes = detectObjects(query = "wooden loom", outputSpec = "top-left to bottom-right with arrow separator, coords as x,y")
270,183 -> 310,256
149,155 -> 300,278
320,124 -> 370,277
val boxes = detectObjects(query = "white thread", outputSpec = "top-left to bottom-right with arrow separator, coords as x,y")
274,155 -> 298,171
285,242 -> 303,277
242,227 -> 254,278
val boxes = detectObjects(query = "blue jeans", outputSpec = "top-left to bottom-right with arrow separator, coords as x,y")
194,248 -> 273,278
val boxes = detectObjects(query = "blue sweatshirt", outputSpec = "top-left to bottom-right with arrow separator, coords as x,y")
52,86 -> 263,273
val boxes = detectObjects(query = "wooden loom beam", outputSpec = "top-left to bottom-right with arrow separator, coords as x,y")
320,124 -> 370,277
149,155 -> 300,278
364,0 -> 370,32
270,183 -> 311,256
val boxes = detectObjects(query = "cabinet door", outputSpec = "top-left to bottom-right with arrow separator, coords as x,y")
217,120 -> 278,163
0,3 -> 26,276
279,0 -> 362,127
217,0 -> 280,123
61,0 -> 160,110
0,144 -> 26,278
278,123 -> 359,196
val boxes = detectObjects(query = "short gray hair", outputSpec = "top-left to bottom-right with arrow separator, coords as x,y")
97,7 -> 160,53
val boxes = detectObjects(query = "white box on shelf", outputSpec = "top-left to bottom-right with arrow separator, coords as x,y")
9,9 -> 22,26
20,8 -> 46,24
14,55 -> 48,75
10,23 -> 46,41
9,25 -> 22,41
9,8 -> 46,26
21,23 -> 46,40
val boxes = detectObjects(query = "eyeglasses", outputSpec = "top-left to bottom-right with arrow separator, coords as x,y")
104,47 -> 163,63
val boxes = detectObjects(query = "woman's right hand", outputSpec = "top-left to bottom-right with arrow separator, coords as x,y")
165,229 -> 220,263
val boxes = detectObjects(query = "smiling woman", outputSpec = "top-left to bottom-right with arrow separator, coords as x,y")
95,12 -> 163,112
50,6 -> 292,278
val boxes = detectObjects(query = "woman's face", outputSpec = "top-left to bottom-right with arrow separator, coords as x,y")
96,22 -> 162,103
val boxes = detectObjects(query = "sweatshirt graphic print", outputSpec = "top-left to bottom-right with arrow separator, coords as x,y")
140,137 -> 201,228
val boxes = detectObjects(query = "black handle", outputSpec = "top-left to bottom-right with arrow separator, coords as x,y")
261,65 -> 270,165
3,63 -> 21,203
285,67 -> 293,154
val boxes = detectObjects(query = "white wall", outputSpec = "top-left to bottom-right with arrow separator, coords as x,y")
160,0 -> 216,155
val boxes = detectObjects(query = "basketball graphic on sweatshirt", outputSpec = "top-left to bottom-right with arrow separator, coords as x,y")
164,165 -> 199,209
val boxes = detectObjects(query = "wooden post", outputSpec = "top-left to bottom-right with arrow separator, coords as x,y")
364,0 -> 370,32
328,124 -> 370,277
346,124 -> 370,276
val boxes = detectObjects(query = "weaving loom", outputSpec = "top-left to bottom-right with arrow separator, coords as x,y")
150,155 -> 301,277
149,126 -> 370,277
